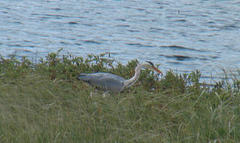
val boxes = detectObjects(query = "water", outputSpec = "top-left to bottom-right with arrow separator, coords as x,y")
0,0 -> 240,80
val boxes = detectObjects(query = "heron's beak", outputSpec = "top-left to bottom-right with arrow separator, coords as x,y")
152,66 -> 163,75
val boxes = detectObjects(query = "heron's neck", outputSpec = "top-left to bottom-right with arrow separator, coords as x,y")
124,64 -> 143,88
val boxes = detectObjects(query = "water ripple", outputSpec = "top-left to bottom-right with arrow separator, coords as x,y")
82,40 -> 102,45
0,0 -> 240,79
160,45 -> 207,52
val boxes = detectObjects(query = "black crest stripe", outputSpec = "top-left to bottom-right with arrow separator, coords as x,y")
146,61 -> 154,66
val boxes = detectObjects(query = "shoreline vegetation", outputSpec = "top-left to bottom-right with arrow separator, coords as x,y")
0,51 -> 240,143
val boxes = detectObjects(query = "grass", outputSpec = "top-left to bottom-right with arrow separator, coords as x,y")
0,51 -> 240,143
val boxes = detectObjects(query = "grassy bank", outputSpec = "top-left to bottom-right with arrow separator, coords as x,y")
0,52 -> 240,143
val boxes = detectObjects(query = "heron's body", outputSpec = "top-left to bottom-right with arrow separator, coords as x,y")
78,61 -> 162,93
78,72 -> 126,93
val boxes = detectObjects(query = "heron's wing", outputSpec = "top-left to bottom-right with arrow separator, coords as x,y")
78,72 -> 126,92
78,72 -> 125,82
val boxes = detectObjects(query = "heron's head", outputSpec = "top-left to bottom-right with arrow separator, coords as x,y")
142,61 -> 163,75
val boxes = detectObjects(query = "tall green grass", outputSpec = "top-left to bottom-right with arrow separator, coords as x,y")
0,52 -> 239,143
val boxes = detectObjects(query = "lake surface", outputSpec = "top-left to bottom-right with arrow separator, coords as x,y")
0,0 -> 240,80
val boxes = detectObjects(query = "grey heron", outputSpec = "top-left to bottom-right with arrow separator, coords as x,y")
78,61 -> 162,93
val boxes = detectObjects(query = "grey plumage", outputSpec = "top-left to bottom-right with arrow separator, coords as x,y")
78,61 -> 162,93
78,72 -> 126,93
